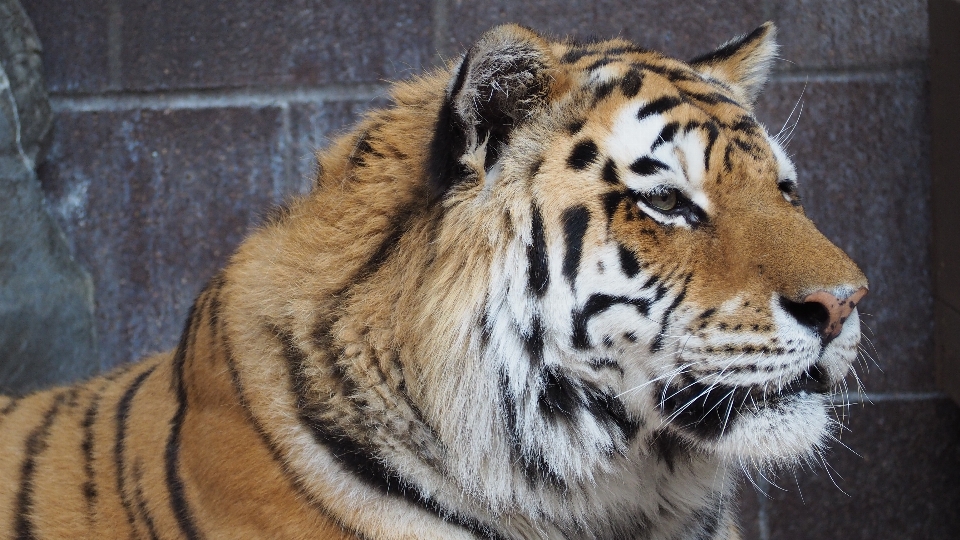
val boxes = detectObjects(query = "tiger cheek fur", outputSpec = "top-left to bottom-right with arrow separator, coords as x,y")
1,23 -> 866,540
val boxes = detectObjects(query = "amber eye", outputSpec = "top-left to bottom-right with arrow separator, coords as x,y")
647,190 -> 678,211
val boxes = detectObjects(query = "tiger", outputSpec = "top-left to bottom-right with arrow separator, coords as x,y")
0,22 -> 868,539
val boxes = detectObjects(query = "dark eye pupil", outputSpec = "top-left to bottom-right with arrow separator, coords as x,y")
649,191 -> 677,211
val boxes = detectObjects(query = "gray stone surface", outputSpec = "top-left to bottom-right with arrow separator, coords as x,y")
773,0 -> 928,70
39,107 -> 288,370
119,0 -> 432,91
444,0 -> 767,62
766,400 -> 960,539
18,0 -> 111,93
0,0 -> 49,164
0,0 -> 97,393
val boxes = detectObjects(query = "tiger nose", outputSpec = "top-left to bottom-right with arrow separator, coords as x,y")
800,287 -> 868,341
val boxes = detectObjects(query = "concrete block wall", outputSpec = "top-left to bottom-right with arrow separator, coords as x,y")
15,0 -> 959,536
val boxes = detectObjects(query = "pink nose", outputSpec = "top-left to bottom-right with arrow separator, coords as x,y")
802,287 -> 868,340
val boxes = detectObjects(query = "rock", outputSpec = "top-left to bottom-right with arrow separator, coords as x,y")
0,0 -> 97,393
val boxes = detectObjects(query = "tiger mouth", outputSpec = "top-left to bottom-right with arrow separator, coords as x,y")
742,363 -> 831,405
656,364 -> 831,439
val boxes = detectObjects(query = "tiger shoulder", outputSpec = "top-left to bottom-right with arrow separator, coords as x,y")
0,23 -> 868,540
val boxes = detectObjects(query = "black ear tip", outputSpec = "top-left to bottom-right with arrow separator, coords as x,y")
755,21 -> 777,42
689,22 -> 777,66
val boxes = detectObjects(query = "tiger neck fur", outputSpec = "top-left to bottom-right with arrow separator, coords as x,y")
212,71 -> 740,539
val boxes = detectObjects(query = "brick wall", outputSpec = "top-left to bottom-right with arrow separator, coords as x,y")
18,0 -> 959,537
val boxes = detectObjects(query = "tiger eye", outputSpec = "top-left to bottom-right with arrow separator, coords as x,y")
648,190 -> 678,211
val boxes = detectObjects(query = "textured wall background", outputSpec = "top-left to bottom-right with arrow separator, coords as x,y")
9,0 -> 959,537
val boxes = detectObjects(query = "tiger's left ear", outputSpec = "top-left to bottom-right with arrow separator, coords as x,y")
428,25 -> 554,199
689,22 -> 778,108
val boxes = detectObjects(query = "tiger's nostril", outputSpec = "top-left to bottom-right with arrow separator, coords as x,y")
780,287 -> 868,343
779,296 -> 830,336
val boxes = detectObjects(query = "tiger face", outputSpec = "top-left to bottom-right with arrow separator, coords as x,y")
412,22 -> 867,486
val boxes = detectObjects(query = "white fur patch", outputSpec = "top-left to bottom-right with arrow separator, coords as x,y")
606,104 -> 713,225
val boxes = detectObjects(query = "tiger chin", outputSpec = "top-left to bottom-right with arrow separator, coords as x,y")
0,22 -> 867,540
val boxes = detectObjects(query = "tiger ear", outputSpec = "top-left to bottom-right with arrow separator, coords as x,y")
689,22 -> 778,108
428,24 -> 553,198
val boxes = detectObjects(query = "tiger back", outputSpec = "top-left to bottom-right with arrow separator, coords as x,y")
0,23 -> 867,539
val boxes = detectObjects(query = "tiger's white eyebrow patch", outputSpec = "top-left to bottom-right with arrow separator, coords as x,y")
606,103 -> 665,167
605,103 -> 713,214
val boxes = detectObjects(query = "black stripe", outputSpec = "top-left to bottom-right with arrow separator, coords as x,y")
527,205 -> 549,297
351,131 -> 385,167
572,294 -> 652,349
217,296 -> 360,536
629,156 -> 669,176
528,157 -> 544,178
81,383 -> 108,520
115,366 -> 157,536
601,191 -> 626,223
586,56 -> 614,71
604,45 -> 653,56
560,47 -> 589,64
650,276 -> 690,353
538,366 -> 579,420
581,383 -> 641,438
651,122 -> 680,151
353,202 -> 422,287
522,315 -> 545,367
428,52 -> 472,198
635,62 -> 701,83
132,461 -> 161,540
620,68 -> 644,98
275,326 -> 505,539
722,144 -> 734,173
499,368 -> 565,489
593,80 -> 617,103
567,139 -> 599,170
733,138 -> 761,159
688,24 -> 769,65
700,122 -> 720,170
683,90 -> 739,107
1,396 -> 20,417
14,392 -> 67,540
165,293 -> 204,540
539,367 -> 639,443
655,377 -> 743,439
561,205 -> 590,285
637,96 -> 683,121
566,118 -> 585,135
730,115 -> 759,134
651,429 -> 689,473
601,159 -> 620,185
617,244 -> 642,277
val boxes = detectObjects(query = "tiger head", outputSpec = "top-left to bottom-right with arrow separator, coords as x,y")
365,22 -> 869,480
